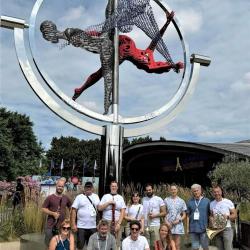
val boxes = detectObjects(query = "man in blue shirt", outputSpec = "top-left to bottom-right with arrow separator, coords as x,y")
186,184 -> 210,250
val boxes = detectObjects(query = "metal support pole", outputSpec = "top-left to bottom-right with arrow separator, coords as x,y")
112,0 -> 119,123
99,125 -> 124,196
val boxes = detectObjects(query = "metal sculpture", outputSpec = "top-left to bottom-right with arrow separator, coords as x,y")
0,0 -> 211,194
72,11 -> 184,102
40,0 -> 183,114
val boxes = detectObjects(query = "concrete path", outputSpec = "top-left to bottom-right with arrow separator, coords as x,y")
0,241 -> 20,250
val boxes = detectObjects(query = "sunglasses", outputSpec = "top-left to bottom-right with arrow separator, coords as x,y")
131,227 -> 139,231
62,227 -> 71,231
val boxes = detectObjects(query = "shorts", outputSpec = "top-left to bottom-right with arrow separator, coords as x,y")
77,228 -> 96,249
190,232 -> 209,249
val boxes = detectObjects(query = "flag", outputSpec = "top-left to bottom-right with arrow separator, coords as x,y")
60,159 -> 64,170
50,159 -> 54,169
39,159 -> 42,168
72,159 -> 76,171
93,160 -> 97,178
82,160 -> 87,177
94,160 -> 97,170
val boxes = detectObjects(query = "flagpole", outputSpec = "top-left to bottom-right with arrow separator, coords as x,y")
72,159 -> 75,177
82,160 -> 85,178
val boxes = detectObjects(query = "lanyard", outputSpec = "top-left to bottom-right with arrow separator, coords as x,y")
194,197 -> 203,209
97,234 -> 108,250
59,235 -> 68,250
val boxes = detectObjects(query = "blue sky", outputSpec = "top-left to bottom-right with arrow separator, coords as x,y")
1,0 -> 250,150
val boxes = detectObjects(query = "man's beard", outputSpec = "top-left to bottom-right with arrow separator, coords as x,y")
146,193 -> 153,197
56,189 -> 63,194
99,233 -> 107,240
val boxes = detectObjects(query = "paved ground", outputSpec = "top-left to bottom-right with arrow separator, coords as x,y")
0,241 -> 238,250
0,241 -> 20,250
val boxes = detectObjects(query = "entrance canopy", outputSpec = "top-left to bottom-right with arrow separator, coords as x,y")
122,140 -> 250,186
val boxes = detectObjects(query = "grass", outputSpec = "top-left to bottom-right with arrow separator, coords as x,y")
0,182 -> 249,242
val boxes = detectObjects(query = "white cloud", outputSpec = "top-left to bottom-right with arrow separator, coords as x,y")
177,9 -> 203,34
59,6 -> 86,23
1,0 -> 250,149
82,101 -> 99,111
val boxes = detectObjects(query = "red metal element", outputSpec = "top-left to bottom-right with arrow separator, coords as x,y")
73,11 -> 184,100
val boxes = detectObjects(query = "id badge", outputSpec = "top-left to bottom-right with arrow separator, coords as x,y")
90,209 -> 96,217
194,211 -> 200,220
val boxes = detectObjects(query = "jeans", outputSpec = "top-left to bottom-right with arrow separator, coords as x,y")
77,228 -> 96,249
190,232 -> 209,250
215,227 -> 234,250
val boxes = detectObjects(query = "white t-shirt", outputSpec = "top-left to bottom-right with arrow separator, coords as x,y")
72,193 -> 100,228
126,204 -> 144,220
122,235 -> 149,250
100,193 -> 126,221
142,195 -> 165,226
210,198 -> 234,227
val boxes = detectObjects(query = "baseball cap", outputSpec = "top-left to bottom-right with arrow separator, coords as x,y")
84,181 -> 93,188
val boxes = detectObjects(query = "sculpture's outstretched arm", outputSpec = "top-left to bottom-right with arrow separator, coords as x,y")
147,11 -> 175,52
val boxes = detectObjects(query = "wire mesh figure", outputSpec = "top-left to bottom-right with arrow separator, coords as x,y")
40,0 -> 183,114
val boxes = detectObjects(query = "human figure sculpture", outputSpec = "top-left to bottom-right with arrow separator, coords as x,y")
40,0 -> 183,114
72,11 -> 183,101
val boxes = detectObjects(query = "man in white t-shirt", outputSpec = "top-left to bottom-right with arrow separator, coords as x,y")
210,185 -> 237,250
122,220 -> 150,250
98,181 -> 126,248
142,183 -> 166,249
71,181 -> 100,250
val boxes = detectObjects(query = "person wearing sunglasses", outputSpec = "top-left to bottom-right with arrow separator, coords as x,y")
48,219 -> 75,250
154,223 -> 176,250
122,220 -> 150,250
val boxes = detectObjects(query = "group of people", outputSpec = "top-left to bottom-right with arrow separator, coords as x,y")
42,179 -> 237,250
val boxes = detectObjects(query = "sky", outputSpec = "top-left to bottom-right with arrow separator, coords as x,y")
1,0 -> 250,150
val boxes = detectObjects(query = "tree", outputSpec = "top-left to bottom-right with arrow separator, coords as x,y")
46,136 -> 102,177
0,107 -> 44,180
130,136 -> 152,145
208,155 -> 250,202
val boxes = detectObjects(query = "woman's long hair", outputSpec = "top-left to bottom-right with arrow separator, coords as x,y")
130,191 -> 141,205
159,223 -> 172,246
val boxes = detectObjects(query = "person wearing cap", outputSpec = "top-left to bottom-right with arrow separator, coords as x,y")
71,181 -> 100,250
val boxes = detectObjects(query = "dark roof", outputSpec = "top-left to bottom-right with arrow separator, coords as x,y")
124,140 -> 250,157
198,142 -> 250,157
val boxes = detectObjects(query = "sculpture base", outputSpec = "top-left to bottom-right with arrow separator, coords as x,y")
20,233 -> 46,250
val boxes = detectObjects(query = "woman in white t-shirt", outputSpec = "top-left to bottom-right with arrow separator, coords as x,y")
124,191 -> 144,236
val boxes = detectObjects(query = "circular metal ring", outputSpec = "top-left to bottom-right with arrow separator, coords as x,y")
28,0 -> 191,125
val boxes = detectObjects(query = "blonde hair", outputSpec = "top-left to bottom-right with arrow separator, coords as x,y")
59,219 -> 70,230
159,223 -> 172,245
